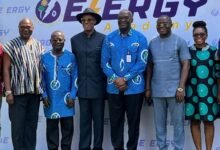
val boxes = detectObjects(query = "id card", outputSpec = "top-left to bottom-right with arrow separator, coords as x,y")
126,54 -> 131,63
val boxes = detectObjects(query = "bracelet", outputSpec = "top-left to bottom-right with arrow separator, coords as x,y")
177,87 -> 184,92
5,90 -> 12,97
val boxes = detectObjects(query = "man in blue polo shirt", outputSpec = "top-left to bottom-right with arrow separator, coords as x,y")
101,9 -> 148,150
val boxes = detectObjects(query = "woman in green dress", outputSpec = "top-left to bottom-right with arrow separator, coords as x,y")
185,21 -> 220,150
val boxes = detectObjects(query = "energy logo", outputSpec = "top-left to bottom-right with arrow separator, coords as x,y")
36,0 -> 61,23
132,75 -> 142,85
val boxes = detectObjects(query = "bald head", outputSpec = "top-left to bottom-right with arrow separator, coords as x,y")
50,30 -> 65,52
156,15 -> 173,38
118,9 -> 133,34
51,30 -> 65,39
19,18 -> 34,41
19,18 -> 33,27
157,15 -> 172,24
118,9 -> 133,19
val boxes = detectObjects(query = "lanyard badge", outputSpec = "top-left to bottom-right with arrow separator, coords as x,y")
126,50 -> 131,63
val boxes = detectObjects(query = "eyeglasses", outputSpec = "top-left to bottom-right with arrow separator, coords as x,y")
81,18 -> 95,23
19,26 -> 32,30
193,33 -> 206,38
157,23 -> 171,28
118,16 -> 130,21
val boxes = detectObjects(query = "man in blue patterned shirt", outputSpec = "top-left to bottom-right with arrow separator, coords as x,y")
101,9 -> 148,150
41,31 -> 78,150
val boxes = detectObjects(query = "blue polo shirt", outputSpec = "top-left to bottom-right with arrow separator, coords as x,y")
101,29 -> 148,94
148,33 -> 191,97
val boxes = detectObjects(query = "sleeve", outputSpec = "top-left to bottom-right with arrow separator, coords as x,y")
101,36 -> 118,81
41,54 -> 48,99
218,38 -> 220,57
0,45 -> 3,82
38,41 -> 45,54
214,48 -> 220,78
123,35 -> 148,81
215,63 -> 220,78
179,38 -> 191,61
70,37 -> 76,54
3,41 -> 13,59
216,39 -> 220,60
147,41 -> 153,63
69,54 -> 78,100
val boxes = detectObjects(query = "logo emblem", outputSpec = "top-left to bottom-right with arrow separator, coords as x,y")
64,92 -> 70,104
50,80 -> 60,90
62,63 -> 72,75
141,49 -> 148,64
74,77 -> 78,89
36,0 -> 61,23
51,112 -> 60,119
119,59 -> 125,72
132,75 -> 142,84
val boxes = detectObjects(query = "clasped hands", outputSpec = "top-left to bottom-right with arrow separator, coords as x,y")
114,77 -> 127,92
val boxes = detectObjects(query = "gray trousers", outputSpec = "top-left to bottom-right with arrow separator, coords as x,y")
152,97 -> 185,150
9,94 -> 40,150
78,98 -> 105,150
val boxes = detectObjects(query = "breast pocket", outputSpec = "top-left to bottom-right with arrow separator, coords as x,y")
169,49 -> 178,60
128,45 -> 138,62
43,63 -> 52,73
61,63 -> 72,77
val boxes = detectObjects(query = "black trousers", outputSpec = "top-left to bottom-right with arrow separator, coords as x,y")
78,98 -> 105,150
9,94 -> 40,150
46,117 -> 74,150
108,93 -> 144,150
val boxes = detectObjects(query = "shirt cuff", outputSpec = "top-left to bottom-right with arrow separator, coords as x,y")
42,92 -> 48,99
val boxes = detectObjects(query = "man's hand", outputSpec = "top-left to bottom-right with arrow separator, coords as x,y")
176,90 -> 185,102
145,89 -> 153,106
66,98 -> 75,108
114,77 -> 127,91
6,94 -> 14,105
43,98 -> 50,108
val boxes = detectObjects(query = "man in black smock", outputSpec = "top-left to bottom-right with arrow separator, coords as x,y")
71,8 -> 106,150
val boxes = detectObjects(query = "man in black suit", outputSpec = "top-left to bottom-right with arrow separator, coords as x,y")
71,8 -> 106,150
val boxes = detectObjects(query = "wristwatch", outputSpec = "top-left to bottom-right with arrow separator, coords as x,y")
177,88 -> 184,92
5,90 -> 12,96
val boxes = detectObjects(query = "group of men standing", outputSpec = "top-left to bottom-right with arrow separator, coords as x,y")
2,7 -> 190,150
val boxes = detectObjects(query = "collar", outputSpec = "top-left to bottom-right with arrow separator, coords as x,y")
50,49 -> 65,57
118,29 -> 133,37
191,44 -> 210,51
83,30 -> 96,38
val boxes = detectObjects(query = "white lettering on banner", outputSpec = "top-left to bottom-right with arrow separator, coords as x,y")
0,137 -> 9,144
1,0 -> 220,149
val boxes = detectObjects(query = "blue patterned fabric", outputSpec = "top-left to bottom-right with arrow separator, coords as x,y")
101,29 -> 148,94
41,49 -> 78,119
